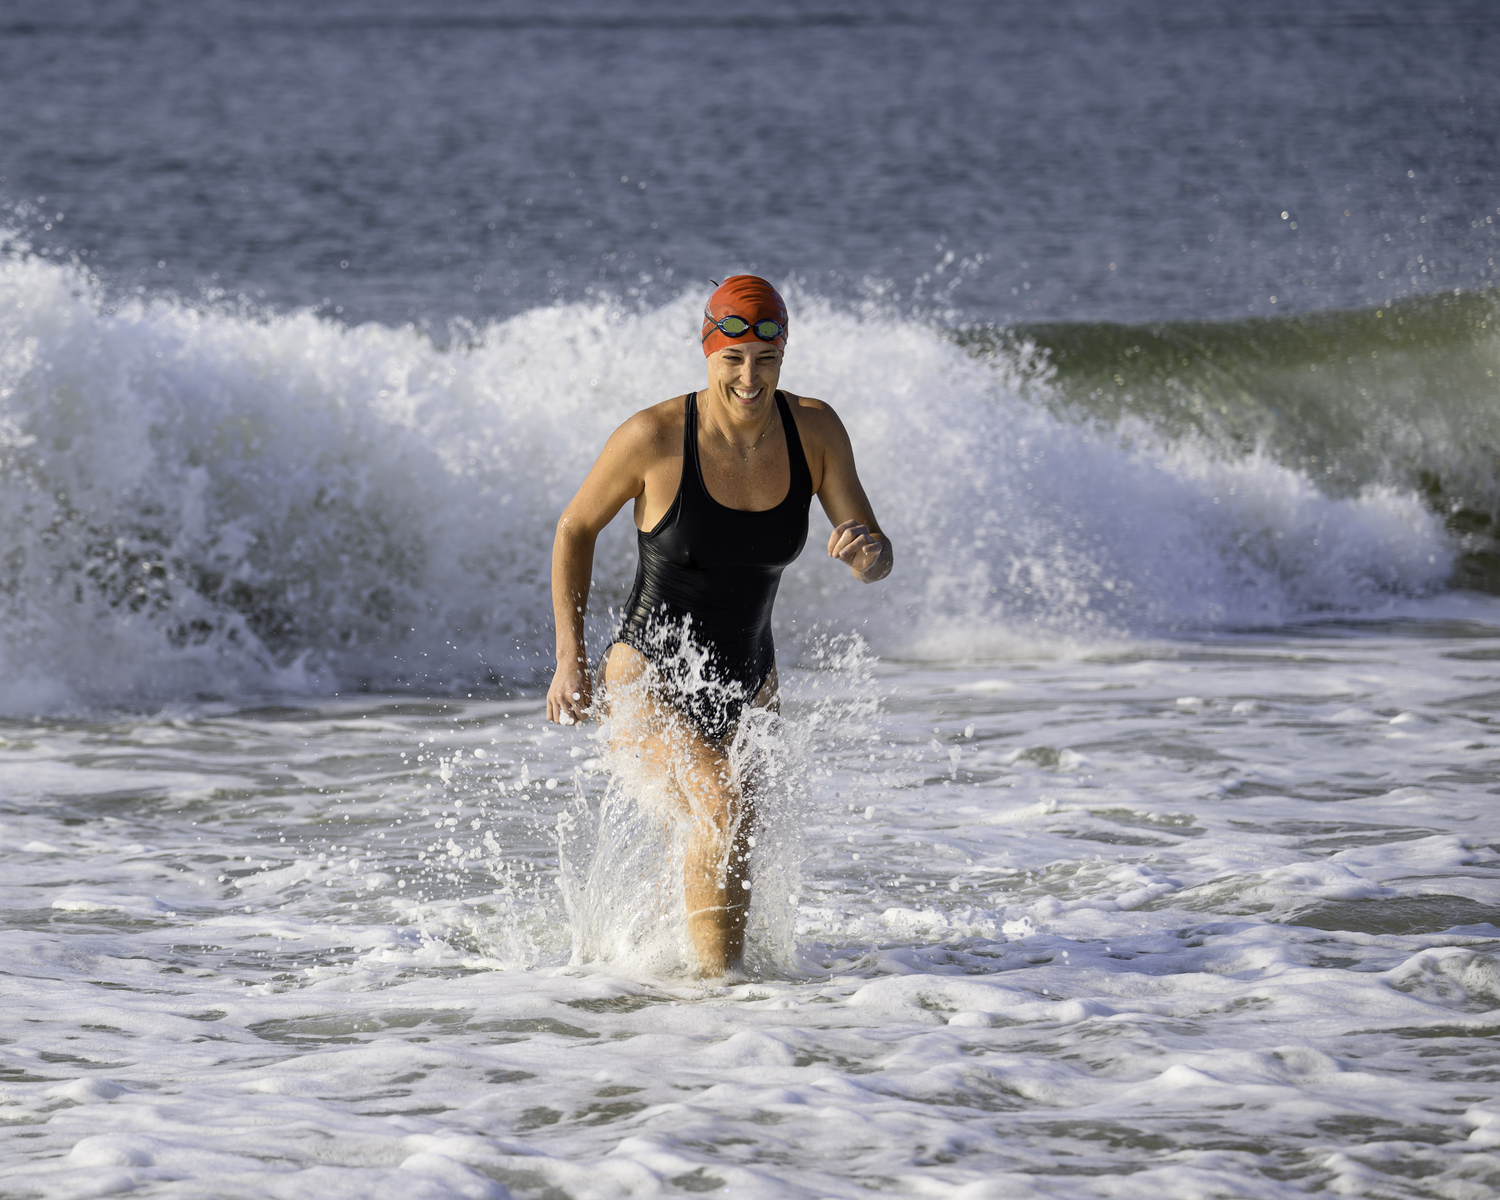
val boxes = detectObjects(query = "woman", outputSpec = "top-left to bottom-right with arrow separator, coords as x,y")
546,276 -> 892,975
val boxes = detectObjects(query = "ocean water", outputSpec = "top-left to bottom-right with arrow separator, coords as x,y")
4,2 -> 1500,1197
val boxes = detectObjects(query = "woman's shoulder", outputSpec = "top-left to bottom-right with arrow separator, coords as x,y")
610,394 -> 689,454
781,390 -> 840,418
780,391 -> 850,447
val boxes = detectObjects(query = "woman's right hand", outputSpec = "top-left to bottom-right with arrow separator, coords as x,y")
546,660 -> 593,726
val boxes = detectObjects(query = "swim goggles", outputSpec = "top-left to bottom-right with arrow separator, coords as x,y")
702,313 -> 786,342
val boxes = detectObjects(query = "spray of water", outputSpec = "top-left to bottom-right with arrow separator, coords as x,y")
554,623 -> 875,980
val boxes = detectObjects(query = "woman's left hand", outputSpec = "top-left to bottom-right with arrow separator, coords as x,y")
829,519 -> 891,581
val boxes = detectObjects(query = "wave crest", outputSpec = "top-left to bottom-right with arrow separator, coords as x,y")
0,250 -> 1455,709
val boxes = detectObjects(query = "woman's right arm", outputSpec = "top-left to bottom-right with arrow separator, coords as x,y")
545,414 -> 656,725
548,510 -> 598,725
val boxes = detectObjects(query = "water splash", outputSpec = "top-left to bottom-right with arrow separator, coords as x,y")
556,630 -> 878,979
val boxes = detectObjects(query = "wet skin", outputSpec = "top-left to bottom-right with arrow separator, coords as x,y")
545,337 -> 892,974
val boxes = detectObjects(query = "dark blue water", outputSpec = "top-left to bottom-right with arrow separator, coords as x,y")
3,0 -> 1497,328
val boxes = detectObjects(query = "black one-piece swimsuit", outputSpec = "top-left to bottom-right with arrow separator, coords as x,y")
615,390 -> 813,741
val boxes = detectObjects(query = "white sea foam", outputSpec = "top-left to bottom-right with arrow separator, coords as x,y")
0,249 -> 1455,711
6,622 -> 1500,1197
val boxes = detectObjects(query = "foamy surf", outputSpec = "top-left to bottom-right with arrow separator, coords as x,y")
6,627 -> 1500,1199
0,248 -> 1459,712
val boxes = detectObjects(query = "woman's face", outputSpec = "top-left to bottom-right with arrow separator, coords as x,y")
705,342 -> 783,416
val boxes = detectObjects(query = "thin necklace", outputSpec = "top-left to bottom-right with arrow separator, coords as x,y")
711,402 -> 778,462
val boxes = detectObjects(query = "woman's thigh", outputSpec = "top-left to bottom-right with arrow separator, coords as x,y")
601,643 -> 723,785
601,644 -> 770,840
603,643 -> 777,738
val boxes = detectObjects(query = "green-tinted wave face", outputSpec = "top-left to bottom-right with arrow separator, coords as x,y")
964,290 -> 1500,589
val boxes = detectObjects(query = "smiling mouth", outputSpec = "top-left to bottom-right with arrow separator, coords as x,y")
732,386 -> 762,402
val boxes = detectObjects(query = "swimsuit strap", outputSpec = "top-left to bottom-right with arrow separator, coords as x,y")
681,391 -> 709,505
774,390 -> 814,503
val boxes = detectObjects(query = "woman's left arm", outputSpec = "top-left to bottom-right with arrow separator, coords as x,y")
799,398 -> 893,583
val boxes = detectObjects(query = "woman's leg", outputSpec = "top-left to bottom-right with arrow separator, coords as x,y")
602,644 -> 765,975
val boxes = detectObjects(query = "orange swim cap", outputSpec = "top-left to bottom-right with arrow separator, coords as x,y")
701,275 -> 789,356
